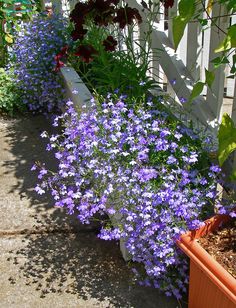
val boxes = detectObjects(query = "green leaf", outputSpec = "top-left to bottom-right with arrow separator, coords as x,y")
4,33 -> 13,44
215,25 -> 236,52
172,0 -> 195,50
218,113 -> 236,166
228,24 -> 236,48
215,36 -> 231,52
205,69 -> 215,88
178,0 -> 195,18
229,169 -> 236,181
189,82 -> 204,102
172,16 -> 187,51
198,18 -> 208,27
211,56 -> 229,68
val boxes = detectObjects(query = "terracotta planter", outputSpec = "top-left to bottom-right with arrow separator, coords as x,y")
177,214 -> 236,308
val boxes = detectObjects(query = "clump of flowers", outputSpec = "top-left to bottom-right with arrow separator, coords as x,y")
69,0 -> 141,49
33,94 -> 224,298
11,13 -> 69,113
56,0 -> 159,98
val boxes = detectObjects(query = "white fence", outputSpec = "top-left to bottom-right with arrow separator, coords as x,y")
44,0 -> 235,135
127,0 -> 235,132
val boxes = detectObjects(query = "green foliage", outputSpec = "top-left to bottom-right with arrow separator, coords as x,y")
188,82 -> 205,103
215,24 -> 236,52
0,67 -> 25,115
211,55 -> 230,68
218,113 -> 236,166
172,0 -> 235,103
219,0 -> 236,12
205,68 -> 215,88
188,71 -> 214,102
0,0 -> 37,66
172,0 -> 195,51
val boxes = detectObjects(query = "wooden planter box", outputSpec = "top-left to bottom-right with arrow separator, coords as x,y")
177,214 -> 236,308
60,66 -> 131,261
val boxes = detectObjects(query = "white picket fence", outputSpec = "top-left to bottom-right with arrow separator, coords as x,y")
128,0 -> 236,132
45,0 -> 235,135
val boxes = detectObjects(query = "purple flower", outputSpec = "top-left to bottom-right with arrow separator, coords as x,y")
167,155 -> 177,165
210,165 -> 221,173
170,78 -> 176,85
11,14 -> 69,113
137,168 -> 158,182
34,93 -> 224,299
35,185 -> 45,195
179,97 -> 187,104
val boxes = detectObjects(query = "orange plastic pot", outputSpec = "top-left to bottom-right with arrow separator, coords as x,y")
177,214 -> 236,308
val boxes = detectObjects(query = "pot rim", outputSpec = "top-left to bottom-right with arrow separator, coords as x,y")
176,214 -> 236,303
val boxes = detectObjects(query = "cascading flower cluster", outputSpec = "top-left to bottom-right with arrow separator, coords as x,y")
33,93 -> 223,298
11,13 -> 69,113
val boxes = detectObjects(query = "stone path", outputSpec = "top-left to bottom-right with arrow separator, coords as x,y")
0,115 -> 186,308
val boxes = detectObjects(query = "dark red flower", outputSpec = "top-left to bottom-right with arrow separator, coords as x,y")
89,0 -> 111,13
94,12 -> 113,26
90,0 -> 116,26
113,6 -> 142,29
71,26 -> 88,41
54,55 -> 65,72
74,44 -> 98,63
161,0 -> 174,9
102,35 -> 117,52
58,45 -> 69,57
54,45 -> 69,71
70,2 -> 93,23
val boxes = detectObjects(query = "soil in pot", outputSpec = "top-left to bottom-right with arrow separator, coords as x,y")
198,219 -> 236,279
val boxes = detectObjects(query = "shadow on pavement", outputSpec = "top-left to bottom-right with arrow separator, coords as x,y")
2,115 -> 184,308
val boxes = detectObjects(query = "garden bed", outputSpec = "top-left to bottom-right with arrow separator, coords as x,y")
10,5 -> 235,301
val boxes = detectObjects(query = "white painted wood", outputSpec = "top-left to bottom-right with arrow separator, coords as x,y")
177,24 -> 188,67
186,10 -> 203,81
201,11 -> 211,95
108,213 -> 131,261
206,3 -> 229,122
226,14 -> 236,98
152,30 -> 218,130
60,66 -> 92,110
126,0 -> 218,131
226,65 -> 235,98
231,87 -> 236,123
157,2 -> 165,32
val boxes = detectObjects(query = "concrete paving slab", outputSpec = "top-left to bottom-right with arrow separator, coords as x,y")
0,115 -> 187,308
0,232 -> 182,308
0,116 -> 99,234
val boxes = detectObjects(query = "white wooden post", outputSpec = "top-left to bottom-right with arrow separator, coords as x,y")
186,6 -> 203,81
225,14 -> 236,102
230,88 -> 236,122
165,1 -> 178,98
205,3 -> 229,122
